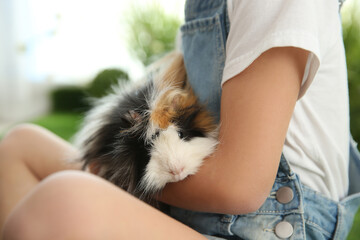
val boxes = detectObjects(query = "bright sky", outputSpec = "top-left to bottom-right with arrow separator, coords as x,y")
25,0 -> 185,83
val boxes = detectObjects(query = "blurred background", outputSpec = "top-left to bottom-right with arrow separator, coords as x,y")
0,0 -> 185,139
0,0 -> 359,238
0,0 -> 359,142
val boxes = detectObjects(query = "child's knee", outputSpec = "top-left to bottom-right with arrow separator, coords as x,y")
0,124 -> 39,165
0,124 -> 42,151
3,123 -> 38,137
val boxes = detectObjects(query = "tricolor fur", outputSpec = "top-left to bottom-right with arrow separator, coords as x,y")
74,52 -> 218,204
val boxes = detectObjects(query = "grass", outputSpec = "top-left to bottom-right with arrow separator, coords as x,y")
30,112 -> 83,141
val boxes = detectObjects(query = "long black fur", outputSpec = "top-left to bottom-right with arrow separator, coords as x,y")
80,81 -> 154,200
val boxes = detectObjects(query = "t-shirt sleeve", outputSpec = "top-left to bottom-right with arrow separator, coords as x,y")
222,0 -> 325,98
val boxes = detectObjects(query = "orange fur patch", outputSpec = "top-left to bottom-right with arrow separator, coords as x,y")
150,51 -> 216,133
193,110 -> 217,133
151,106 -> 173,129
151,51 -> 193,128
151,89 -> 197,129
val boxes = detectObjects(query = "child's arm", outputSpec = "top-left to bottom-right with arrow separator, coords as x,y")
160,47 -> 309,214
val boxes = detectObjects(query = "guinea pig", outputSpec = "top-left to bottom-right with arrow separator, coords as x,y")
74,51 -> 218,204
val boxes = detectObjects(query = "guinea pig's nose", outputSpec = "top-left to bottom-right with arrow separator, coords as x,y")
170,167 -> 187,181
169,167 -> 185,176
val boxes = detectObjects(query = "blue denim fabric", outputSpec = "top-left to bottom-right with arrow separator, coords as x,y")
180,0 -> 229,122
166,0 -> 360,239
169,154 -> 360,239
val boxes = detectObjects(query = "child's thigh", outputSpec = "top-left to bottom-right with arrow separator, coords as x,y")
2,170 -> 206,240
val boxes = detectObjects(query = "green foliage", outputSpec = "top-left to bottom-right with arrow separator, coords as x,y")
348,208 -> 360,240
51,86 -> 90,113
50,68 -> 129,113
125,2 -> 182,65
342,2 -> 360,239
342,2 -> 360,148
87,68 -> 129,98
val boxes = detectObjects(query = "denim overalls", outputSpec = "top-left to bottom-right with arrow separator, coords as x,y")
166,0 -> 360,239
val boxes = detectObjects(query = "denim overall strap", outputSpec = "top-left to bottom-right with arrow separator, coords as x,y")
170,0 -> 360,239
181,0 -> 229,121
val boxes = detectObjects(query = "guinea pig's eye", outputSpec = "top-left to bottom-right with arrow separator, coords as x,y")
178,131 -> 184,139
151,131 -> 160,140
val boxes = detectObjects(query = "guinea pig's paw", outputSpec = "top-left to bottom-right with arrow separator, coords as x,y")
139,166 -> 171,194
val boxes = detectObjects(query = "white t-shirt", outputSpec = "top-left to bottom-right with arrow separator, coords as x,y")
224,0 -> 349,201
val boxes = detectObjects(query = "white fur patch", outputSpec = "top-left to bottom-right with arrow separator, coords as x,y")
140,125 -> 218,193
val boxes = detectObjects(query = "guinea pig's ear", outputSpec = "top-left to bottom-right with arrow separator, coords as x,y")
88,162 -> 100,175
170,92 -> 185,110
170,90 -> 198,112
125,110 -> 142,124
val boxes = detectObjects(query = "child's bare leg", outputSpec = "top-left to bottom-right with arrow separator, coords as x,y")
3,171 -> 206,240
0,124 -> 81,231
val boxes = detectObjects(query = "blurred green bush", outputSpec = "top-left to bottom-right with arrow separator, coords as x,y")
343,3 -> 360,148
125,2 -> 182,65
50,68 -> 129,113
51,86 -> 89,113
87,68 -> 129,98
